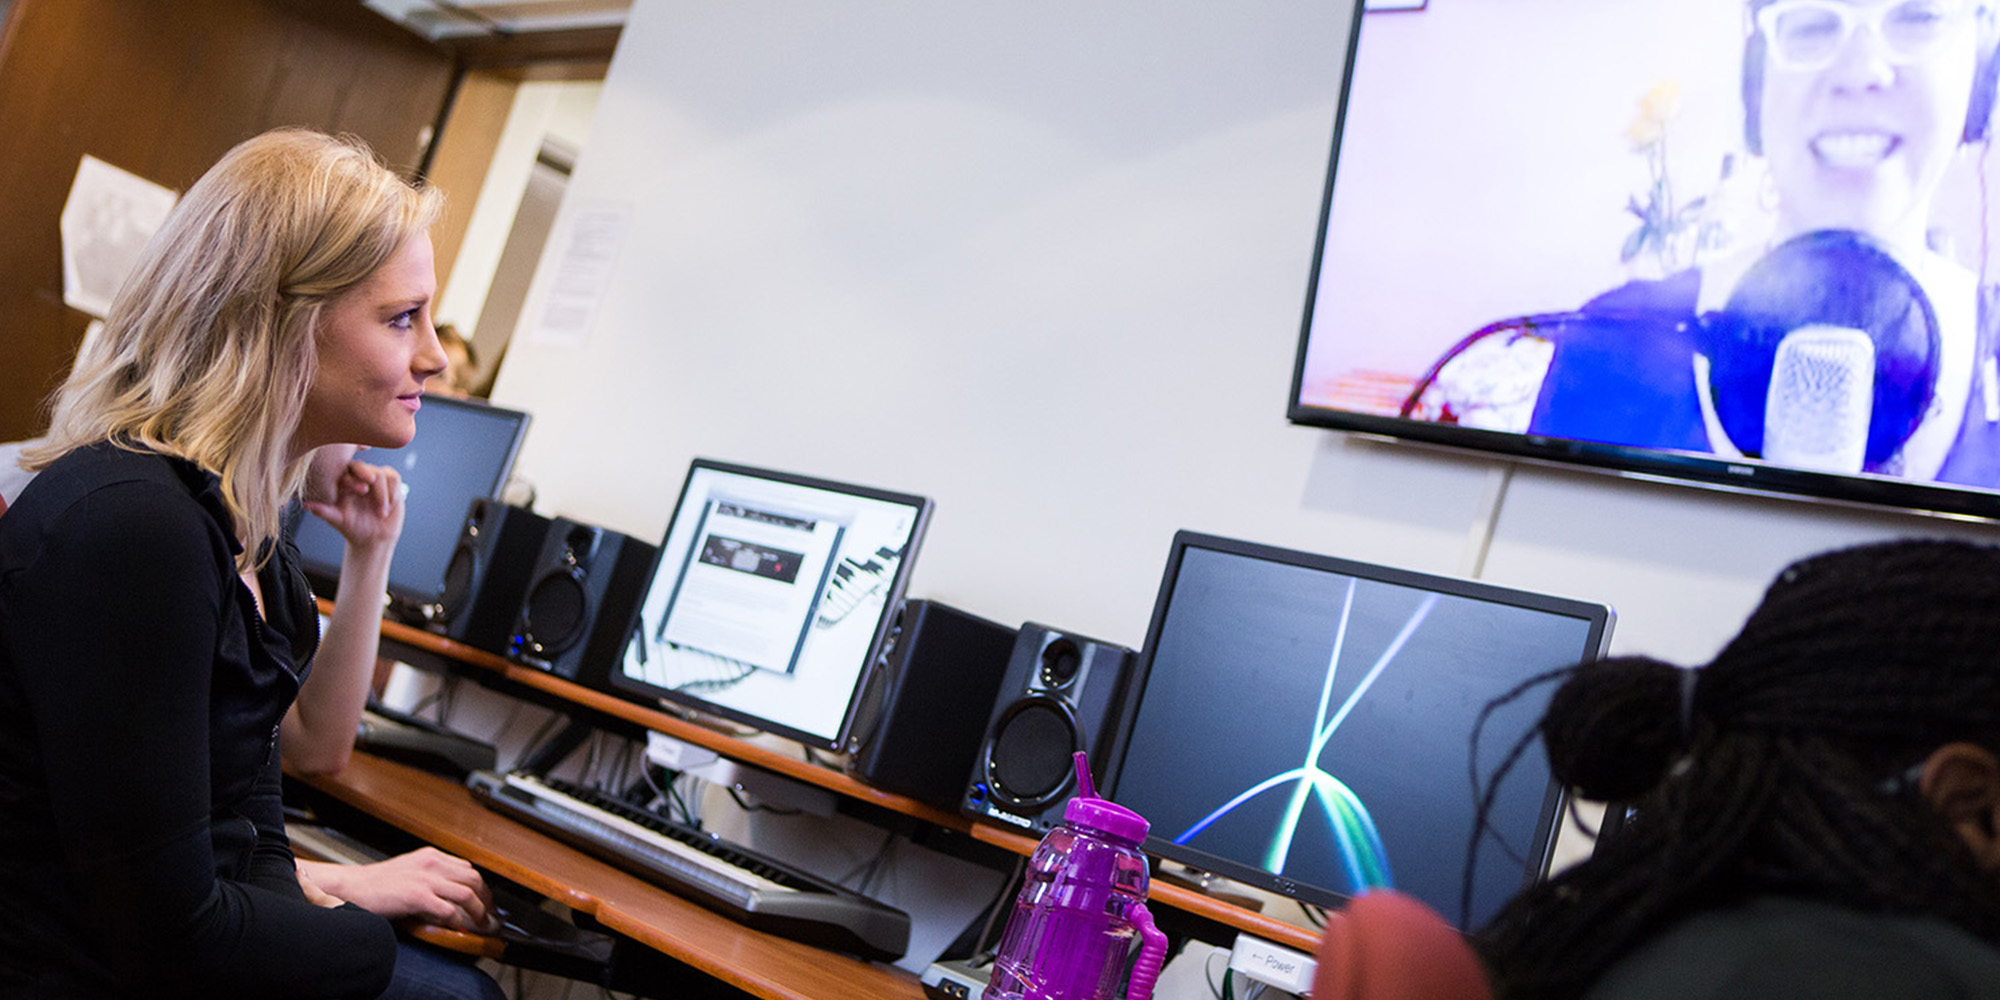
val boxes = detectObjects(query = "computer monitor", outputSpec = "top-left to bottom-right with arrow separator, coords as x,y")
292,395 -> 530,615
1104,531 -> 1614,930
608,459 -> 933,750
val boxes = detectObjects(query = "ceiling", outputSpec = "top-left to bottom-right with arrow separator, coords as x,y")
362,0 -> 629,41
361,0 -> 628,74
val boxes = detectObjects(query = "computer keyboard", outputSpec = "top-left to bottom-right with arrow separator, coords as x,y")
465,769 -> 911,962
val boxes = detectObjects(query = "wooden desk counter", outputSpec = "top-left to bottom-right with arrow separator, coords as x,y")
348,604 -> 973,831
964,820 -> 1320,954
294,752 -> 926,1000
595,892 -> 913,1000
344,603 -> 1324,958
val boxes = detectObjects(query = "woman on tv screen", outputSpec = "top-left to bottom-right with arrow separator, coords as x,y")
1298,0 -> 2000,490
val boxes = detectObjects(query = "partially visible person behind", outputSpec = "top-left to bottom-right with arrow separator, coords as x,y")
0,437 -> 36,508
432,323 -> 479,399
0,127 -> 460,998
1476,538 -> 2000,1000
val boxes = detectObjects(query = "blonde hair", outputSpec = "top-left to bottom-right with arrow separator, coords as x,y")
31,129 -> 442,569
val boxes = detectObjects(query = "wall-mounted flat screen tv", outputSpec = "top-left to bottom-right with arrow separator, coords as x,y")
1291,0 -> 2000,520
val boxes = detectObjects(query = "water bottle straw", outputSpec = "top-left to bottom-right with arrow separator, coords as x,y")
1125,904 -> 1169,1000
1073,751 -> 1095,799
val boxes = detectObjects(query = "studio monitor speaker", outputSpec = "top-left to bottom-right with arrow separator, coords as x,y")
508,517 -> 659,690
845,599 -> 1017,809
961,623 -> 1137,834
433,499 -> 551,655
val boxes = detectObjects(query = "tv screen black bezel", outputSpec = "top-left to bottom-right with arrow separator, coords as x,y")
293,394 -> 531,609
1285,2 -> 2000,524
604,457 -> 934,752
1102,529 -> 1615,920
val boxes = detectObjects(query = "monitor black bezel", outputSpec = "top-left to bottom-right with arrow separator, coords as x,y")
1102,529 -> 1615,916
293,394 -> 531,608
604,457 -> 934,751
1285,2 -> 2000,525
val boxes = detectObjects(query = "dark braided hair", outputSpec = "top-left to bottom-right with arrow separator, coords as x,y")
1476,539 -> 2000,1000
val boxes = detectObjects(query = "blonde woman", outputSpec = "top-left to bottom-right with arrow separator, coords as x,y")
0,130 -> 495,998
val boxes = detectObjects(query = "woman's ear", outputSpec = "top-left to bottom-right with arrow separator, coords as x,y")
1921,742 -> 2000,872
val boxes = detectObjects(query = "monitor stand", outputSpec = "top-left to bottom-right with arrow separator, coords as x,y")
652,699 -> 769,742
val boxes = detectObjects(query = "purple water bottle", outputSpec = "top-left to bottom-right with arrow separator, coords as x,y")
983,753 -> 1168,1000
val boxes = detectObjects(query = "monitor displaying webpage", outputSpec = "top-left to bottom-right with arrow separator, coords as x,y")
618,462 -> 928,746
655,495 -> 844,674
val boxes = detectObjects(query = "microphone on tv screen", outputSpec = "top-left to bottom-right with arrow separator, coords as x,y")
1763,326 -> 1874,473
1703,230 -> 1938,472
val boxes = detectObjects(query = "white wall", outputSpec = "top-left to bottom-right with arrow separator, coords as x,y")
491,0 -> 2000,687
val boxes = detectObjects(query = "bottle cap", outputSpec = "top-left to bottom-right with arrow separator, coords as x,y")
1064,794 -> 1149,843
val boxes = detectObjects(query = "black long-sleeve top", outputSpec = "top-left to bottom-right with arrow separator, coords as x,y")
0,442 -> 394,999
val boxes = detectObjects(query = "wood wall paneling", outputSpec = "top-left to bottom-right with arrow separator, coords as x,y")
0,0 -> 453,441
426,69 -> 523,297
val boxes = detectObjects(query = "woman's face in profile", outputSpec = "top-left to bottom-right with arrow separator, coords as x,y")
1759,0 -> 1984,246
296,234 -> 445,455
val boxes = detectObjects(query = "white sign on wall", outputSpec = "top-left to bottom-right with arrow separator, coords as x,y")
527,203 -> 632,350
60,155 -> 179,319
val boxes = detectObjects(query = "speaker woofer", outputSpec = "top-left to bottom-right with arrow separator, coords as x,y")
985,696 -> 1079,809
439,545 -> 477,622
521,571 -> 588,653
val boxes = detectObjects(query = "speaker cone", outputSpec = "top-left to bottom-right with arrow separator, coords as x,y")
986,696 -> 1079,809
439,545 -> 476,622
521,571 -> 588,653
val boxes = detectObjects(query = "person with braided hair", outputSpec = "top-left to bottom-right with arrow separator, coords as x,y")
1475,538 -> 2000,999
